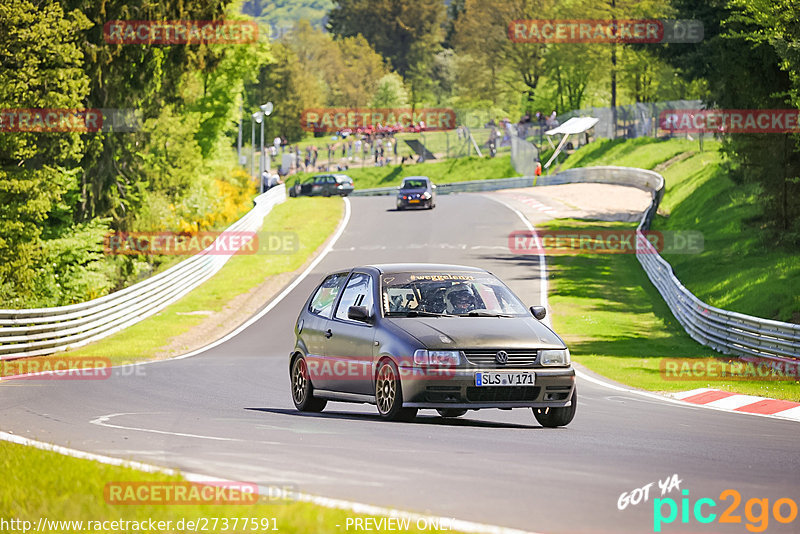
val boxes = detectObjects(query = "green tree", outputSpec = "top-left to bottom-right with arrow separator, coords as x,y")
453,0 -> 557,109
656,0 -> 800,240
284,20 -> 387,108
327,0 -> 445,78
0,0 -> 95,305
545,44 -> 602,111
370,73 -> 409,108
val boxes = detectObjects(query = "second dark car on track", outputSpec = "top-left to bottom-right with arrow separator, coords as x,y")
396,176 -> 436,210
289,263 -> 576,426
289,174 -> 354,197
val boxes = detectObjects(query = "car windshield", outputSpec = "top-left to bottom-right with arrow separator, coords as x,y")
381,272 -> 528,317
401,179 -> 428,189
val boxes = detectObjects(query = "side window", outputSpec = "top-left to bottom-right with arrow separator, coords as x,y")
308,273 -> 347,318
327,176 -> 336,184
334,273 -> 374,321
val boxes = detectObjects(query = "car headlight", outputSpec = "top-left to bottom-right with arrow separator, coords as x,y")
540,348 -> 570,366
421,192 -> 431,199
413,349 -> 460,366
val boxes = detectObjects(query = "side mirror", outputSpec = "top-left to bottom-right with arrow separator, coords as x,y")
348,305 -> 372,322
530,306 -> 547,320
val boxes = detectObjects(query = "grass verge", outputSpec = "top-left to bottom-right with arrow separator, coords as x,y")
652,148 -> 800,322
0,440 -> 457,534
557,136 -> 702,171
547,137 -> 798,398
543,219 -> 799,401
46,197 -> 343,366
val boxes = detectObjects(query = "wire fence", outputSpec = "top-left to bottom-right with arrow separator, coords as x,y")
558,99 -> 705,140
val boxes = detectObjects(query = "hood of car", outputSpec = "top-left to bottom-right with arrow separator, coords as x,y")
387,316 -> 565,350
398,188 -> 428,195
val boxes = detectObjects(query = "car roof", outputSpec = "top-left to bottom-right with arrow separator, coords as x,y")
402,176 -> 430,181
364,263 -> 488,275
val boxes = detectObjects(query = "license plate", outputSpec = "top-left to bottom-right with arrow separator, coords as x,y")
475,372 -> 535,386
409,199 -> 420,203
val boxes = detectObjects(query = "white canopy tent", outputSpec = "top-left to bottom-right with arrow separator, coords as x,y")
543,116 -> 599,169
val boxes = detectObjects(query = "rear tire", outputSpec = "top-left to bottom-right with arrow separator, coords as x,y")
437,408 -> 467,418
375,360 -> 417,422
291,356 -> 327,412
532,386 -> 576,427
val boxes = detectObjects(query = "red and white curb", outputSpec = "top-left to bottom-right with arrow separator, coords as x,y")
670,388 -> 800,421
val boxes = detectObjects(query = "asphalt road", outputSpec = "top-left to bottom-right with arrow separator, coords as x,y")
1,194 -> 798,534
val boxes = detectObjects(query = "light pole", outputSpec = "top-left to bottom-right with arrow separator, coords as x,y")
250,111 -> 264,190
237,103 -> 243,166
251,113 -> 259,178
259,102 -> 273,193
252,111 -> 264,190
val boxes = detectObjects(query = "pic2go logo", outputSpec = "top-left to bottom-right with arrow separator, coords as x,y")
653,489 -> 798,532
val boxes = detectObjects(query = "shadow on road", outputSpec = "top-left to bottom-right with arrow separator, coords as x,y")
246,407 -> 541,429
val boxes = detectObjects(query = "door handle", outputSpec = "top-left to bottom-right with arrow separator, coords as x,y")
324,329 -> 332,338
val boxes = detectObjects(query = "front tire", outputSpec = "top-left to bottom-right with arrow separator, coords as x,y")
437,408 -> 467,418
533,386 -> 576,427
375,360 -> 417,422
291,356 -> 327,412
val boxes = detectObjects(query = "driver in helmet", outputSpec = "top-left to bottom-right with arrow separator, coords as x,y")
444,283 -> 478,314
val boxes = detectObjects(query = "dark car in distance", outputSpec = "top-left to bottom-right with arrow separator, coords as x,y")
289,264 -> 576,426
289,174 -> 354,197
396,176 -> 436,210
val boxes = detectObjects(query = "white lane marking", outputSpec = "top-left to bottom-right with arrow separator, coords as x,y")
773,405 -> 800,420
0,431 -> 542,534
576,370 -> 800,423
0,430 -> 177,474
90,413 -> 280,444
485,196 -> 550,328
331,244 -> 508,252
115,197 -> 352,370
516,196 -> 558,214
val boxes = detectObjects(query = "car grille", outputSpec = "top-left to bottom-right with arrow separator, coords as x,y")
466,386 -> 541,402
463,349 -> 538,367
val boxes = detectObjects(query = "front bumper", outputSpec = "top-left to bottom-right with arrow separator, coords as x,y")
397,197 -> 431,208
399,366 -> 575,409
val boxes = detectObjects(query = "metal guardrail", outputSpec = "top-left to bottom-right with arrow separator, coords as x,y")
350,176 -> 536,196
4,168 -> 797,364
0,185 -> 287,360
354,167 -> 799,363
544,167 -> 800,364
